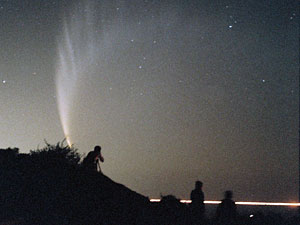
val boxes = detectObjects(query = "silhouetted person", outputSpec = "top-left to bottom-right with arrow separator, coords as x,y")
82,145 -> 104,172
216,190 -> 237,225
190,181 -> 205,224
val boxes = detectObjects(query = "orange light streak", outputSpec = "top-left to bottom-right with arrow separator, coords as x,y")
150,199 -> 300,206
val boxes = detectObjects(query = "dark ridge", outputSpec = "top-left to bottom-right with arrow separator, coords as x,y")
0,143 -> 299,225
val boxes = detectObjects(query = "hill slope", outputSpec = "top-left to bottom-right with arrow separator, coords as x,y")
0,146 -> 150,225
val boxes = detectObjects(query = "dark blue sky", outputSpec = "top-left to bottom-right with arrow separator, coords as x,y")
0,0 -> 298,201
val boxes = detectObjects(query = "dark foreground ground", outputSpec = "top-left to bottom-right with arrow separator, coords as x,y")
0,144 -> 299,225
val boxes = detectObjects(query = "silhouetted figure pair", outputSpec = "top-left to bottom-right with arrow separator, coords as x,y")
190,181 -> 205,224
216,190 -> 237,225
82,145 -> 104,172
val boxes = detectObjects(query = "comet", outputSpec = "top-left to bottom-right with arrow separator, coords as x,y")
55,1 -> 97,147
55,24 -> 78,147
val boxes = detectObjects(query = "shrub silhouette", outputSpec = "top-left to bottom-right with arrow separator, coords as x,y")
0,142 -> 149,225
29,140 -> 81,167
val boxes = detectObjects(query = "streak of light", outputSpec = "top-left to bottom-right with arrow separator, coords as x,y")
150,199 -> 300,206
150,199 -> 161,202
235,202 -> 300,206
65,135 -> 72,147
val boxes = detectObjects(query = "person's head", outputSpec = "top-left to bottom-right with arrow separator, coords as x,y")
224,190 -> 233,199
94,145 -> 101,153
195,181 -> 203,189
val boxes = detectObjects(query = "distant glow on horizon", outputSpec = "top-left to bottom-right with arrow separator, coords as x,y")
234,201 -> 300,206
150,199 -> 300,206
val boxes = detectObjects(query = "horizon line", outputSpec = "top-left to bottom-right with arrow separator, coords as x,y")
149,199 -> 300,206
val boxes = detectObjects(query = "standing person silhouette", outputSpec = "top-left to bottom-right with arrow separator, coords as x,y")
82,145 -> 104,172
216,190 -> 237,225
190,181 -> 205,224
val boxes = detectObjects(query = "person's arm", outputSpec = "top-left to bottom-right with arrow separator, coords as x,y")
96,159 -> 101,172
100,154 -> 104,162
200,192 -> 204,202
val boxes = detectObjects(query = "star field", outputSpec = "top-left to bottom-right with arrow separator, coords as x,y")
0,0 -> 298,202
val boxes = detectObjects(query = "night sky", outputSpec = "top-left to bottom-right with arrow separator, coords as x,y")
0,0 -> 298,202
